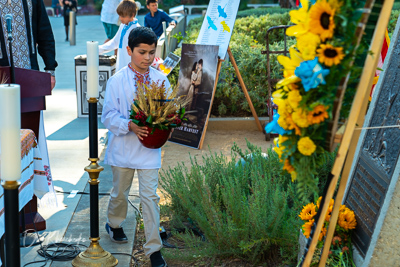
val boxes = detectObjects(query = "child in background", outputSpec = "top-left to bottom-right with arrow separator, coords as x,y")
101,27 -> 169,267
99,0 -> 140,72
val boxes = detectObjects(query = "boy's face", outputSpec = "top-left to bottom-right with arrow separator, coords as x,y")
119,15 -> 135,25
147,2 -> 158,13
127,43 -> 156,74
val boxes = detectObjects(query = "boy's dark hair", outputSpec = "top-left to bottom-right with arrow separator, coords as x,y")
117,0 -> 137,17
146,0 -> 158,5
198,59 -> 203,65
128,27 -> 158,50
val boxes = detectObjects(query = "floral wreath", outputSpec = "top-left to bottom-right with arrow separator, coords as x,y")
266,0 -> 367,198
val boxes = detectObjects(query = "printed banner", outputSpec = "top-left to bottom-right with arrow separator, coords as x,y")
169,44 -> 219,149
196,0 -> 240,59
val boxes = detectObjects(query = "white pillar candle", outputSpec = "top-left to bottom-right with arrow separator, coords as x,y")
0,84 -> 21,181
86,41 -> 99,99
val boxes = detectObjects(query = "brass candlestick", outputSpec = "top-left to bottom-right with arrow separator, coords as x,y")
72,98 -> 117,266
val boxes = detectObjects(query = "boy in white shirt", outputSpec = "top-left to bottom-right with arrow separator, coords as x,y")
101,27 -> 169,267
99,0 -> 140,72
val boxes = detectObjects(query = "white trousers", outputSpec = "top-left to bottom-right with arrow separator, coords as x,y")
108,166 -> 162,256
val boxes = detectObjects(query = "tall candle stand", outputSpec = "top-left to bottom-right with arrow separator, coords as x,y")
72,97 -> 117,266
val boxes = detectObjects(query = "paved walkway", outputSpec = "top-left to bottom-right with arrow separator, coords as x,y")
21,15 -> 141,267
20,13 -> 202,266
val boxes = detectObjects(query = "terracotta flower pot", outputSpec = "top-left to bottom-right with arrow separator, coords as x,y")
139,126 -> 171,149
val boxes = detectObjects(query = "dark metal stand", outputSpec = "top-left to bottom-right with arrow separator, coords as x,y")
3,181 -> 21,267
261,25 -> 291,141
72,98 -> 117,266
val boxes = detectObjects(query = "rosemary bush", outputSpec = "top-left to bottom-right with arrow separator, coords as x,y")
159,141 -> 303,264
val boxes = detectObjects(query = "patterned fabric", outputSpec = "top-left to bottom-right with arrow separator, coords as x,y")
119,20 -> 137,48
0,0 -> 32,68
20,129 -> 37,159
128,63 -> 151,87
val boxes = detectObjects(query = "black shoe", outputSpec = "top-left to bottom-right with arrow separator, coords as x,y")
65,37 -> 68,41
105,223 -> 128,243
150,251 -> 167,267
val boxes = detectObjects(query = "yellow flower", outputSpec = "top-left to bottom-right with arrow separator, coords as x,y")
338,209 -> 357,230
292,108 -> 310,128
278,135 -> 289,147
302,219 -> 314,238
316,196 -> 322,209
317,44 -> 345,66
283,158 -> 295,173
273,137 -> 283,158
307,105 -> 329,124
298,137 -> 316,156
287,0 -> 310,37
296,32 -> 321,60
309,0 -> 336,41
280,114 -> 301,135
291,171 -> 297,182
277,47 -> 305,78
299,203 -> 317,221
287,90 -> 302,109
319,227 -> 327,241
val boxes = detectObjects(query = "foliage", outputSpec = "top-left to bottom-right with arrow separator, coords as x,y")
236,7 -> 292,18
265,0 -> 370,200
388,9 -> 400,38
159,141 -> 303,264
129,81 -> 190,130
298,198 -> 357,266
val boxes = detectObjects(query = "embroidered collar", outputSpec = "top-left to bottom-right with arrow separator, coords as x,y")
128,63 -> 151,87
119,19 -> 138,48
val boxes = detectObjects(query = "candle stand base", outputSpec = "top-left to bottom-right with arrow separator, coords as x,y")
71,237 -> 118,267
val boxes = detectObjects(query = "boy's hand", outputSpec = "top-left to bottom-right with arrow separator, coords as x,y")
130,123 -> 148,140
170,21 -> 176,27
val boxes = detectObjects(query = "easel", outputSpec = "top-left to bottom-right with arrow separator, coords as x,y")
301,0 -> 394,266
198,46 -> 263,149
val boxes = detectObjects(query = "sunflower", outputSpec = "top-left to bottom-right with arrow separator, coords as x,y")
302,219 -> 314,238
299,203 -> 317,220
309,0 -> 336,41
338,209 -> 357,230
317,44 -> 345,66
307,105 -> 329,124
298,137 -> 316,156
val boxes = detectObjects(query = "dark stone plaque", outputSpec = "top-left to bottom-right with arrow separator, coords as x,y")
344,33 -> 400,257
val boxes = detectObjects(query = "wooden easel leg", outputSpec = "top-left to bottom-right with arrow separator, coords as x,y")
318,1 -> 394,265
227,47 -> 263,132
198,59 -> 224,150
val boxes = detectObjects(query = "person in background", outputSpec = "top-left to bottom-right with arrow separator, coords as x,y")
102,27 -> 168,267
99,0 -> 140,72
52,0 -> 62,17
144,0 -> 176,38
101,0 -> 122,47
63,0 -> 77,41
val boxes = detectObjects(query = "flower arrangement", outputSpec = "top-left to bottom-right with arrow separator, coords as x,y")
266,0 -> 368,198
129,81 -> 191,133
299,197 -> 357,266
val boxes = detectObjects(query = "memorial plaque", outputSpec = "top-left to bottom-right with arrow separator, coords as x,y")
344,17 -> 400,258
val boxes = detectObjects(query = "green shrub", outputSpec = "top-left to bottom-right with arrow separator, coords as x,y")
389,10 -> 400,38
236,7 -> 291,18
159,141 -> 303,264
